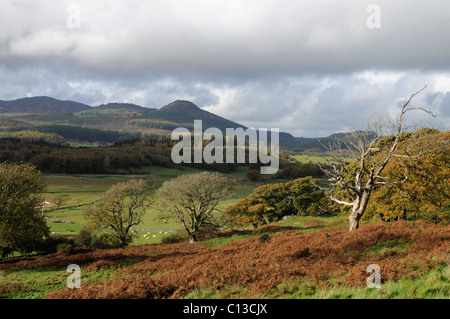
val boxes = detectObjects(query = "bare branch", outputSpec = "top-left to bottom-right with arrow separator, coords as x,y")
330,195 -> 354,206
317,85 -> 436,230
405,107 -> 436,117
374,167 -> 408,186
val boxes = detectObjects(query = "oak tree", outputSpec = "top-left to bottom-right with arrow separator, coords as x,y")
54,194 -> 70,210
157,172 -> 235,243
0,162 -> 49,257
319,86 -> 438,230
366,130 -> 449,222
85,179 -> 150,248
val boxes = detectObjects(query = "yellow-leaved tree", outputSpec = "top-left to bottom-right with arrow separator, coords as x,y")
226,177 -> 327,228
364,130 -> 449,223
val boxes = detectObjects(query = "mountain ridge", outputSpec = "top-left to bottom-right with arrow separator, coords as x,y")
0,96 -> 91,114
0,96 -> 316,147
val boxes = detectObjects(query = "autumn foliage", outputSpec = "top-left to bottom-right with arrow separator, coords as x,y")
1,220 -> 447,299
226,177 -> 327,228
365,130 -> 450,223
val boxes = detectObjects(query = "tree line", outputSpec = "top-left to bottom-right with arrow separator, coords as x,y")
0,137 -> 325,178
7,125 -> 142,144
1,127 -> 448,257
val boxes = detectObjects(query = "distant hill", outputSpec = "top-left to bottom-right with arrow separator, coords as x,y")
147,100 -> 247,132
325,131 -> 377,142
148,100 -> 298,145
289,131 -> 379,153
158,100 -> 209,117
78,103 -> 157,117
0,96 -> 91,114
0,96 -> 301,147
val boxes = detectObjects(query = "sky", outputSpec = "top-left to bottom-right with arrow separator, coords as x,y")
0,0 -> 449,137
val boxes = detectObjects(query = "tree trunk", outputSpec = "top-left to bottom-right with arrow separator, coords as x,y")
348,190 -> 371,231
348,212 -> 361,231
189,234 -> 197,244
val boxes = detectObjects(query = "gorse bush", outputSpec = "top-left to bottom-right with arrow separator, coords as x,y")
226,177 -> 327,228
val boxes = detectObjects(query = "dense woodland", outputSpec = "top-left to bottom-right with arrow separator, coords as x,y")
7,125 -> 142,144
0,136 -> 325,178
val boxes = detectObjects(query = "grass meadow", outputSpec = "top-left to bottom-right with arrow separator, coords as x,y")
290,154 -> 334,164
0,218 -> 447,299
0,165 -> 447,300
41,166 -> 258,244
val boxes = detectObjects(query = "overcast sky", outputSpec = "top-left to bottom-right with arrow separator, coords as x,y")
0,0 -> 449,137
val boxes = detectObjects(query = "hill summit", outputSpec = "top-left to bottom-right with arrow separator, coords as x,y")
150,100 -> 244,131
0,96 -> 91,114
0,95 -> 298,146
158,100 -> 203,116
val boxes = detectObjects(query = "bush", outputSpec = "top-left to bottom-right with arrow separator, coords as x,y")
161,231 -> 188,244
37,236 -> 73,255
227,177 -> 328,228
199,223 -> 221,235
90,233 -> 122,249
437,207 -> 450,225
246,169 -> 262,181
57,243 -> 76,256
74,229 -> 93,247
420,208 -> 450,225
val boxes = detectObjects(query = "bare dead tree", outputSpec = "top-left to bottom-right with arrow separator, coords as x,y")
319,85 -> 437,230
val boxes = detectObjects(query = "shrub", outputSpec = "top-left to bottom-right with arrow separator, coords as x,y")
161,231 -> 188,244
74,229 -> 93,247
437,207 -> 450,225
37,235 -> 73,255
90,233 -> 122,249
246,169 -> 262,181
57,243 -> 76,256
227,177 -> 327,227
199,223 -> 221,235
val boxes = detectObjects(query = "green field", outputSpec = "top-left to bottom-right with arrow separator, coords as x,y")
1,214 -> 447,299
42,167 -> 258,244
290,154 -> 354,165
290,154 -> 334,164
3,162 -> 446,301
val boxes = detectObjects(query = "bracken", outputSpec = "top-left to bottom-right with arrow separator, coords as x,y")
1,220 -> 447,299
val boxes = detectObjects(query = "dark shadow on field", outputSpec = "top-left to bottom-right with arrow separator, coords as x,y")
143,250 -> 200,262
0,248 -> 144,271
198,225 -> 304,241
198,217 -> 349,242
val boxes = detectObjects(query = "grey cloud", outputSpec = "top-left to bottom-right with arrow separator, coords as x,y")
439,92 -> 450,117
0,0 -> 449,137
2,1 -> 450,78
